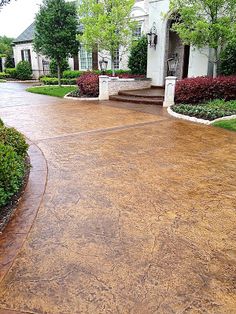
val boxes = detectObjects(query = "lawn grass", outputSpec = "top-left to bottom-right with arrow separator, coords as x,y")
213,119 -> 236,132
26,85 -> 77,98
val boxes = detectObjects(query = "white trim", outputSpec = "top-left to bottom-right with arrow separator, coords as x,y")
167,107 -> 236,125
64,93 -> 99,101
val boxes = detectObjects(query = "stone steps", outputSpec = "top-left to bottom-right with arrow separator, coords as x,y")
109,95 -> 164,105
109,88 -> 164,105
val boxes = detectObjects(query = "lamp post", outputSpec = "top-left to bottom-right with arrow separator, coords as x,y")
99,58 -> 108,75
147,23 -> 158,49
167,55 -> 179,76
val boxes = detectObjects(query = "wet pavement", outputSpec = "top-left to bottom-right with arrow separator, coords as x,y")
0,82 -> 236,314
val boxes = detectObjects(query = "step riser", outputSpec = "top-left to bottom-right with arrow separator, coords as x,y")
109,96 -> 163,105
118,92 -> 164,99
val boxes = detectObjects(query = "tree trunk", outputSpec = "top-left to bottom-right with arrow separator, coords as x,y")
57,62 -> 61,87
213,48 -> 218,78
111,52 -> 115,77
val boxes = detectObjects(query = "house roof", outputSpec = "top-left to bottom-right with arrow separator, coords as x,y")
13,23 -> 35,44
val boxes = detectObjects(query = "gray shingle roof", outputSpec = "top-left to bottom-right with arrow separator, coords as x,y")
13,22 -> 35,44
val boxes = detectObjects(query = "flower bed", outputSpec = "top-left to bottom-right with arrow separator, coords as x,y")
0,119 -> 29,231
171,99 -> 236,121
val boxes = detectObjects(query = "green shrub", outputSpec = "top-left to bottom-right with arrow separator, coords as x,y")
0,126 -> 29,158
0,119 -> 4,127
0,143 -> 25,207
219,39 -> 236,75
5,68 -> 17,79
128,36 -> 148,75
40,77 -> 76,85
63,70 -> 83,78
4,55 -> 15,68
50,58 -> 70,77
0,72 -> 9,79
16,61 -> 32,80
172,102 -> 236,121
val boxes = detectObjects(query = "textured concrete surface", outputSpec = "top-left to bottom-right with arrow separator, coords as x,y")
0,83 -> 236,314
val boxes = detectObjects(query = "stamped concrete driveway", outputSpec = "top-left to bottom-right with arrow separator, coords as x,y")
0,83 -> 236,314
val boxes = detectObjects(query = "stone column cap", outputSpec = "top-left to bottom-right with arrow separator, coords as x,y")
165,76 -> 177,80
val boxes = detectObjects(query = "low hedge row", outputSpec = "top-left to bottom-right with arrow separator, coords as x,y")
175,76 -> 236,104
0,119 -> 29,208
172,102 -> 236,121
0,72 -> 9,79
40,77 -> 77,85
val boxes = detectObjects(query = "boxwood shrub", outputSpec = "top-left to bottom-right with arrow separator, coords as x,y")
5,68 -> 17,79
0,121 -> 29,209
0,72 -> 9,79
0,143 -> 25,207
40,77 -> 77,85
175,76 -> 236,104
16,61 -> 32,80
63,70 -> 83,78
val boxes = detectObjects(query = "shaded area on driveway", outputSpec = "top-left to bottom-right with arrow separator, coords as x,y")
0,83 -> 236,314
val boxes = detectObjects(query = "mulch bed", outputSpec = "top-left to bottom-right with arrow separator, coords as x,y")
0,156 -> 31,233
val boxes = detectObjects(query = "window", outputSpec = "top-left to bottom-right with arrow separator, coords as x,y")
114,48 -> 120,69
79,45 -> 92,70
133,22 -> 143,38
21,49 -> 31,66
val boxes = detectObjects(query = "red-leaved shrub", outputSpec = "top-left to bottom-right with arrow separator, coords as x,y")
175,76 -> 236,104
77,72 -> 99,97
77,72 -> 146,97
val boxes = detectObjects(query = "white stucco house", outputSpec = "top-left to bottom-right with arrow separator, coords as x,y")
13,0 -> 211,84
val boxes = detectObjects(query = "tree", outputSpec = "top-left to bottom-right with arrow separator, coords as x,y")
0,0 -> 13,7
219,39 -> 236,75
128,36 -> 148,75
169,0 -> 236,77
0,36 -> 14,56
78,0 -> 136,76
34,0 -> 79,86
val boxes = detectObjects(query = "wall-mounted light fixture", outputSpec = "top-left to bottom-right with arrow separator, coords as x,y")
147,23 -> 158,49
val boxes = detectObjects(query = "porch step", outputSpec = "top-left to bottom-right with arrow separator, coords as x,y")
118,88 -> 164,98
109,95 -> 163,105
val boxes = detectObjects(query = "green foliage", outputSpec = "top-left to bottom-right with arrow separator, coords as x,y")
0,127 -> 29,158
50,58 -> 70,77
4,55 -> 14,68
0,72 -> 9,79
128,36 -> 147,75
0,119 -> 4,127
34,0 -> 79,85
0,144 -> 25,208
63,70 -> 83,78
219,39 -> 236,75
213,118 -> 236,131
0,36 -> 13,56
169,0 -> 236,76
16,61 -> 32,80
26,86 -> 77,98
40,76 -> 76,85
78,0 -> 136,75
5,68 -> 17,78
172,99 -> 236,120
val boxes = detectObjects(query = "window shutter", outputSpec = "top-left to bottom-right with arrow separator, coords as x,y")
27,49 -> 32,66
21,50 -> 24,61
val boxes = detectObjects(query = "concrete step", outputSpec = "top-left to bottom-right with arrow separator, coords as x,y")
118,89 -> 164,98
109,95 -> 163,105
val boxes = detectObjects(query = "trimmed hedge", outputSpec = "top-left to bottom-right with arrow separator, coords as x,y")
0,121 -> 29,208
63,70 -> 83,78
0,144 -> 25,207
40,77 -> 77,85
5,68 -> 17,79
175,76 -> 236,104
0,72 -> 9,79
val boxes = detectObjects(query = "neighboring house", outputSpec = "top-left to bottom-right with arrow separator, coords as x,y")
13,0 -> 211,84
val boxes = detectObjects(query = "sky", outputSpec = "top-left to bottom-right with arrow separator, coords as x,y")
0,0 -> 43,38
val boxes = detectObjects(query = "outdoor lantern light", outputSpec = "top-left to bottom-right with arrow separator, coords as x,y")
99,58 -> 108,74
147,23 -> 158,49
167,55 -> 179,76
